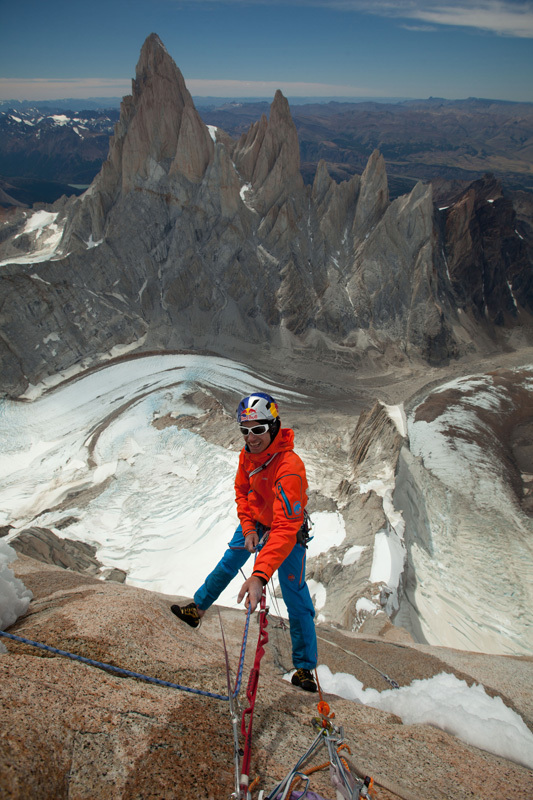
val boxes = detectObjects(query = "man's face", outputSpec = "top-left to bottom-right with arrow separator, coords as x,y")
241,421 -> 271,454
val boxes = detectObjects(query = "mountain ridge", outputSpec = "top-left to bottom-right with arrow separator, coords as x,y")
0,33 -> 532,401
1,93 -> 531,208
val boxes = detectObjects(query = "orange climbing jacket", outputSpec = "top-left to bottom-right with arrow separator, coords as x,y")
234,427 -> 308,584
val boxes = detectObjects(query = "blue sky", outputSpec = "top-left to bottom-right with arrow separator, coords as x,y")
0,0 -> 532,102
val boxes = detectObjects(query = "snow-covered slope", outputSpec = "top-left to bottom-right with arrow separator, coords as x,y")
395,368 -> 533,655
1,354 -> 532,657
0,355 -> 343,612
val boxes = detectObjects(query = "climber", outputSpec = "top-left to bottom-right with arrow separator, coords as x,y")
171,391 -> 318,692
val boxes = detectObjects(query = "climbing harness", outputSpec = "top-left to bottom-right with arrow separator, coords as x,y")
296,509 -> 313,548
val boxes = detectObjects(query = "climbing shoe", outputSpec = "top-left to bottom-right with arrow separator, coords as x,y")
171,602 -> 201,628
291,668 -> 317,693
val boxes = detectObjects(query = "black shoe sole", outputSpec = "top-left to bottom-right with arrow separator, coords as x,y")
171,604 -> 200,628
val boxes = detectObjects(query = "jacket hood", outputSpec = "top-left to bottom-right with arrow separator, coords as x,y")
244,427 -> 294,463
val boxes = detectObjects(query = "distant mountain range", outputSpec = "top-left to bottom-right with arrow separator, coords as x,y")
199,96 -> 533,196
1,95 -> 532,207
0,108 -> 120,205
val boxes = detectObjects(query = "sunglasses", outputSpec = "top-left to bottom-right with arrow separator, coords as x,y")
239,423 -> 270,436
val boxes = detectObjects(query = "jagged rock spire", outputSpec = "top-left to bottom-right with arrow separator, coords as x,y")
101,33 -> 214,194
1,35 -> 530,399
352,149 -> 389,239
233,89 -> 304,215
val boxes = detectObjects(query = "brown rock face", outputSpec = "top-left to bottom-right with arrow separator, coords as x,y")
170,103 -> 214,183
233,89 -> 304,215
10,527 -> 127,581
101,33 -> 214,195
2,554 -> 533,800
444,174 -> 533,324
352,149 -> 389,240
0,33 -> 532,399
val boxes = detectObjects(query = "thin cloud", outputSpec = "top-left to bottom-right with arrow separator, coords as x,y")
0,77 -> 381,102
0,78 -> 132,101
407,1 -> 533,37
330,1 -> 533,37
400,23 -> 439,32
174,0 -> 533,38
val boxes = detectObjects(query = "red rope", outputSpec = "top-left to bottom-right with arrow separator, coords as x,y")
239,587 -> 269,794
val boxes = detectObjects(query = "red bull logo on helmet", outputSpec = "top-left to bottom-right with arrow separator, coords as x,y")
237,392 -> 279,423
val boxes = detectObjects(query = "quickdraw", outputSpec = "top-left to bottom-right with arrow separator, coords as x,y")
263,670 -> 378,800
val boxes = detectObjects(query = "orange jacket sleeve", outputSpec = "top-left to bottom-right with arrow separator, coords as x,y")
252,455 -> 307,583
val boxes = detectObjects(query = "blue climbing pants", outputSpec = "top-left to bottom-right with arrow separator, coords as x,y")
194,524 -> 317,670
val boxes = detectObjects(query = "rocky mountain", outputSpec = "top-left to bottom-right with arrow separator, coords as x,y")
0,32 -> 532,402
0,107 -> 119,205
1,33 -> 533,800
3,94 -> 532,208
200,96 -> 533,194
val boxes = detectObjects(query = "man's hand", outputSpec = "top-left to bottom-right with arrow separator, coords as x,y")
244,532 -> 259,553
237,576 -> 264,612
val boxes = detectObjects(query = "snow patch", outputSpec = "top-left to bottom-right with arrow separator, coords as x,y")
355,596 -> 376,614
240,182 -> 256,211
307,579 -> 327,610
49,114 -> 69,126
381,402 -> 407,437
313,666 -> 533,771
0,210 -> 64,266
342,544 -> 365,566
86,234 -> 103,249
369,529 -> 405,605
0,540 -> 33,631
360,465 -> 406,614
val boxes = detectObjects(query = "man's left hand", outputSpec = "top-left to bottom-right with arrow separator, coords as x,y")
244,532 -> 259,553
237,576 -> 264,612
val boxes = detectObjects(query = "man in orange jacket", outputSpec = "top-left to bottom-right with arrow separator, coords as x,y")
172,392 -> 318,692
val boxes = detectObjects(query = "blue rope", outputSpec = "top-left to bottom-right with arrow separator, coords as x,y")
1,544 -> 260,702
0,630 -> 231,701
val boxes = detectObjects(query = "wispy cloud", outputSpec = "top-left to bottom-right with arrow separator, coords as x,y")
0,78 -> 132,101
400,23 -> 439,32
175,0 -> 533,38
403,1 -> 533,37
0,76 -> 381,102
334,1 -> 533,37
